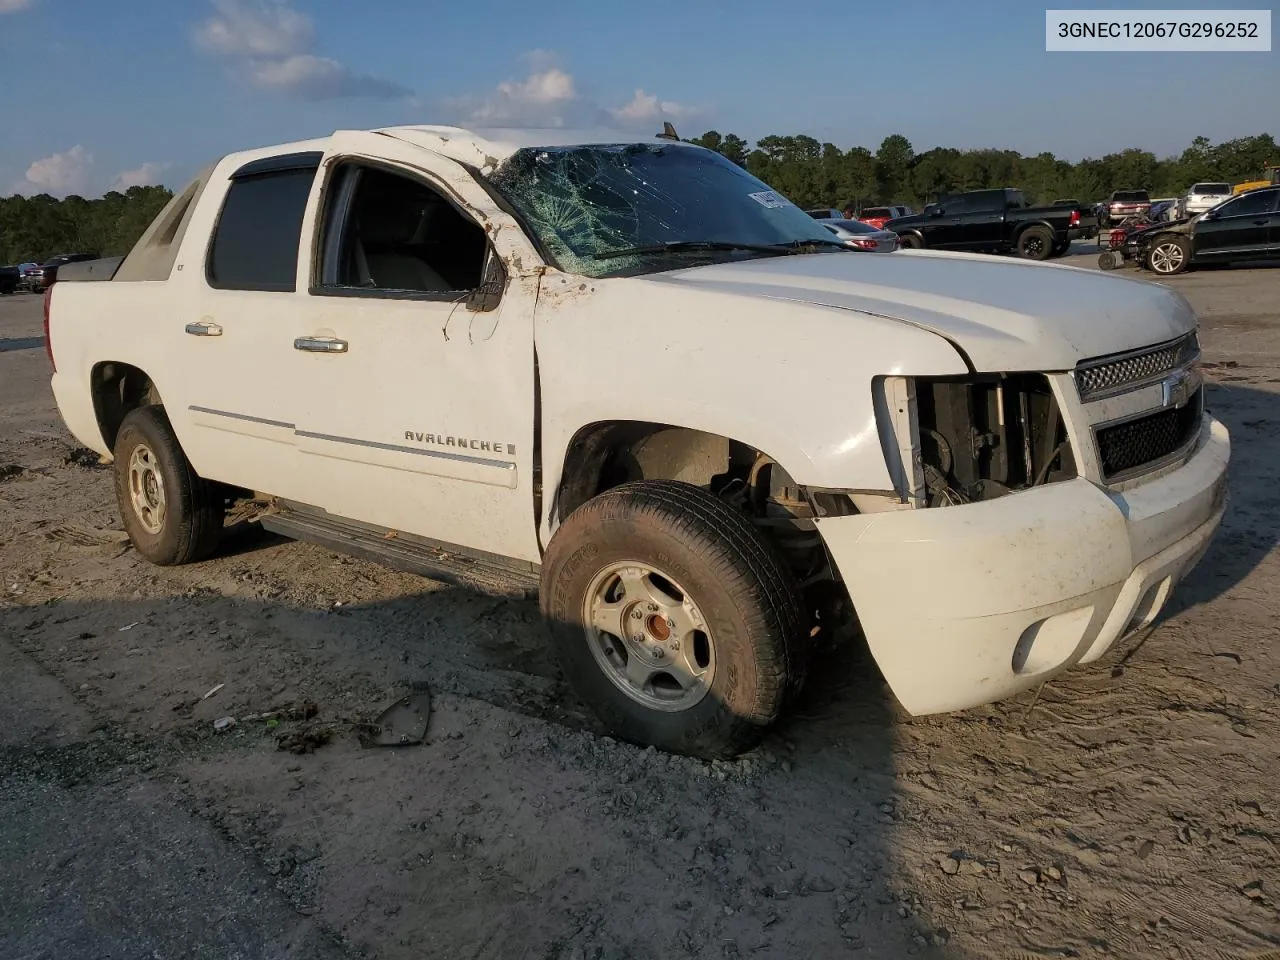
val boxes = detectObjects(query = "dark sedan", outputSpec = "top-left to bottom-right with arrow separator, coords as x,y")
1131,186 -> 1280,276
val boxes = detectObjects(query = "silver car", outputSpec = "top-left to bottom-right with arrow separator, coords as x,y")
817,217 -> 900,252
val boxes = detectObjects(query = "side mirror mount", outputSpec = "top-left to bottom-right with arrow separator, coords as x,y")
467,246 -> 508,313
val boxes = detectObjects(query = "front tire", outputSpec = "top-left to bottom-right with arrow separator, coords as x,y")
1145,236 -> 1191,276
898,233 -> 923,249
540,480 -> 806,759
1017,226 -> 1054,260
113,405 -> 225,566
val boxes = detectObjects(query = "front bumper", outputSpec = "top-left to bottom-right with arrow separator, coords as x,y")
816,415 -> 1229,715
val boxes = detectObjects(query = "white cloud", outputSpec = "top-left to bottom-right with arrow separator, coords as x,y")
0,0 -> 34,13
249,53 -> 411,100
446,54 -> 705,132
18,145 -> 94,197
194,0 -> 410,100
112,161 -> 171,191
609,88 -> 702,125
194,0 -> 310,57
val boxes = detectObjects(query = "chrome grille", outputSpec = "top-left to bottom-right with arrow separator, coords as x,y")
1095,388 -> 1203,481
1075,332 -> 1200,401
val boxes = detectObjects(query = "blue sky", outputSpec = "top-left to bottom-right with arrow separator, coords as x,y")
0,0 -> 1274,197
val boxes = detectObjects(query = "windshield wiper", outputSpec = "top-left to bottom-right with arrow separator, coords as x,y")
782,237 -> 848,250
592,240 -> 795,261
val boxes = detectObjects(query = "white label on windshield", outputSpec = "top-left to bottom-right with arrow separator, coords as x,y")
748,191 -> 787,208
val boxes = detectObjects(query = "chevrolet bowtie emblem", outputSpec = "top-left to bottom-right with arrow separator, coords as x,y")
1161,367 -> 1199,409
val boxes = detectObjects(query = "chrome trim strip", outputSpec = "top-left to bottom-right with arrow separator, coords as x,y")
189,405 -> 295,430
1074,331 -> 1200,403
294,430 -> 515,471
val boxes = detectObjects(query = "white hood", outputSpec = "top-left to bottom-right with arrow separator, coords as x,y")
643,249 -> 1198,371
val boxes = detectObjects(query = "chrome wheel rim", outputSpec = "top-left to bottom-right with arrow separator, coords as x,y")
127,443 -> 166,535
581,561 -> 716,712
1150,242 -> 1184,274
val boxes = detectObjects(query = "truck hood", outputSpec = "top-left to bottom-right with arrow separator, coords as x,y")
642,249 -> 1197,371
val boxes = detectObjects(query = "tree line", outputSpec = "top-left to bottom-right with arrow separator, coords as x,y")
0,186 -> 173,265
2,131 -> 1275,264
690,131 -> 1277,211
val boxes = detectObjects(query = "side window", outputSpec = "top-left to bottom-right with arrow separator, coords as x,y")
207,164 -> 317,291
1215,190 -> 1278,219
942,196 -> 970,216
318,164 -> 488,296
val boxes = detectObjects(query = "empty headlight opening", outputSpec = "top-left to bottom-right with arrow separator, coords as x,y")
880,374 -> 1077,507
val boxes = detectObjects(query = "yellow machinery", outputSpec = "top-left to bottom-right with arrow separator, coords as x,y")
1233,163 -> 1280,194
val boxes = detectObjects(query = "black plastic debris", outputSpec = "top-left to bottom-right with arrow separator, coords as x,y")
361,688 -> 431,747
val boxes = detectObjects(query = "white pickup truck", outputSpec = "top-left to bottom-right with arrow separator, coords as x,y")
44,125 -> 1230,758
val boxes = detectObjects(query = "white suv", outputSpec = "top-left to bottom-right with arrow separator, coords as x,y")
1183,182 -> 1234,217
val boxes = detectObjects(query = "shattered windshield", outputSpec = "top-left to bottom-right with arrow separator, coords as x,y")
486,143 -> 842,278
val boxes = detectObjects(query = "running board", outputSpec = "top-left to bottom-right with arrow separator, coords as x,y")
258,506 -> 541,601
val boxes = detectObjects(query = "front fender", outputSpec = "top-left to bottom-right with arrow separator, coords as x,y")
533,270 -> 968,542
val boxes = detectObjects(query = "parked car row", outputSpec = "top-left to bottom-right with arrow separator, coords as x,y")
0,254 -> 100,293
1101,184 -> 1280,276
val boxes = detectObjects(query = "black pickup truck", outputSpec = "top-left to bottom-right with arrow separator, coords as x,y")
886,188 -> 1095,260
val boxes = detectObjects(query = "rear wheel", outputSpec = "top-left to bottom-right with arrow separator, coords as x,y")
1145,236 -> 1190,276
539,480 -> 806,759
1017,226 -> 1054,260
113,405 -> 225,566
898,233 -> 923,249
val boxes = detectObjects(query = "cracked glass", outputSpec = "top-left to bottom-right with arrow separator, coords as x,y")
486,143 -> 842,278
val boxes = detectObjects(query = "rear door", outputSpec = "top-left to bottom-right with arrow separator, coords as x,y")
172,151 -> 321,499
949,190 -> 1006,248
1193,188 -> 1279,262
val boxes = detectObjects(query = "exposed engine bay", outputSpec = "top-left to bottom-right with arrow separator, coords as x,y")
916,374 -> 1076,505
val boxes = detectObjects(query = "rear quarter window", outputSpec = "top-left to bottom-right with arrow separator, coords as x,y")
207,166 -> 317,292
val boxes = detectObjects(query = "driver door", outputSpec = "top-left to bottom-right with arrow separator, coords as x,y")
284,132 -> 546,562
1193,188 -> 1279,262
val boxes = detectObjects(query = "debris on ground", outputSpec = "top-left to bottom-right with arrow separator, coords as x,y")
0,464 -> 23,481
213,716 -> 236,732
200,683 -> 225,701
276,726 -> 335,755
360,688 -> 431,747
62,447 -> 103,468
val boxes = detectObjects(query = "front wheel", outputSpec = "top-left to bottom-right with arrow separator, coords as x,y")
897,233 -> 923,249
539,480 -> 806,759
1145,236 -> 1191,276
113,405 -> 225,566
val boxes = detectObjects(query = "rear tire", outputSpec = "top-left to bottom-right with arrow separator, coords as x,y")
112,405 -> 225,566
539,480 -> 806,759
1017,226 -> 1054,260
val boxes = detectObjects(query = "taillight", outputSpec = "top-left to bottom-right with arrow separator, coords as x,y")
1069,210 -> 1080,226
43,285 -> 55,372
850,238 -> 878,251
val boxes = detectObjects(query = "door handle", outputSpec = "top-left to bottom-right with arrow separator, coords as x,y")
1253,219 -> 1268,226
294,336 -> 348,354
185,321 -> 222,337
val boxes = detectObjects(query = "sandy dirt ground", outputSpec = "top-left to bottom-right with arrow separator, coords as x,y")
2,252 -> 1278,960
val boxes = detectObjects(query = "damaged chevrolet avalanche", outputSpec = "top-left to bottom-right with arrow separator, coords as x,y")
43,124 -> 1229,758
